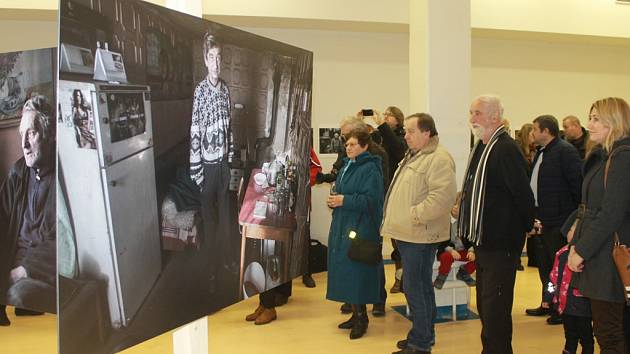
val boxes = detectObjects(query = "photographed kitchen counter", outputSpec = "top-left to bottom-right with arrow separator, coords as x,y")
238,168 -> 297,297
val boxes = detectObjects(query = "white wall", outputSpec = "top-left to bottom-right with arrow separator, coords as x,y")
0,19 -> 56,52
471,36 -> 630,130
238,26 -> 409,245
471,0 -> 630,39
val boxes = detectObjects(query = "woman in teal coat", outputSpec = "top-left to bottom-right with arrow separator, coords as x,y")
326,129 -> 384,340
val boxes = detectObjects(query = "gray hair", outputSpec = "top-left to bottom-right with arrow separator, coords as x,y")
339,116 -> 367,133
474,94 -> 504,121
23,95 -> 54,142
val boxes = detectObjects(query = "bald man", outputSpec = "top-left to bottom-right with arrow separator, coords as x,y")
562,115 -> 589,159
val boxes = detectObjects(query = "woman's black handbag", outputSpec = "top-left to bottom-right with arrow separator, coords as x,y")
347,235 -> 382,265
346,201 -> 382,265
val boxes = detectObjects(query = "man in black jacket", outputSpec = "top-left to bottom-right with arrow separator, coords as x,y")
562,115 -> 589,159
0,96 -> 56,315
459,95 -> 535,354
526,115 -> 582,324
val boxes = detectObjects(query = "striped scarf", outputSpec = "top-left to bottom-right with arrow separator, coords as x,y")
458,125 -> 507,246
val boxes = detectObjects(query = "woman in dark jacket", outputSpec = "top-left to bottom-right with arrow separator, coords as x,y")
568,97 -> 630,353
326,129 -> 384,340
366,107 -> 408,292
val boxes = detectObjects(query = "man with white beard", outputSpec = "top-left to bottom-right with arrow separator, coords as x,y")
457,95 -> 535,354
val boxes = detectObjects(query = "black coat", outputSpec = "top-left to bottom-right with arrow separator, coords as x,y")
532,137 -> 583,228
565,128 -> 589,160
0,158 -> 56,299
377,123 -> 407,181
571,138 -> 630,303
463,133 -> 536,253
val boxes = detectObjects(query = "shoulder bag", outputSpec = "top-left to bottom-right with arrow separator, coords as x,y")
604,145 -> 630,305
347,200 -> 382,265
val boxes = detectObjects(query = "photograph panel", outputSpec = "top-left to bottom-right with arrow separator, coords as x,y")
0,47 -> 57,316
57,0 -> 313,352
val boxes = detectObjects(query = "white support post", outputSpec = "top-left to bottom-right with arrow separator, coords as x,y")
172,316 -> 208,354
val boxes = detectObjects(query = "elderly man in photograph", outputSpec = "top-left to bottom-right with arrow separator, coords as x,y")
0,96 -> 56,317
381,113 -> 456,354
458,95 -> 535,354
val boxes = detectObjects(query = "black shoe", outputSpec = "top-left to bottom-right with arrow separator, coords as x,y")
392,348 -> 430,354
516,264 -> 525,271
340,302 -> 352,314
390,278 -> 402,293
525,306 -> 550,316
0,308 -> 9,326
397,339 -> 434,349
547,311 -> 563,325
338,314 -> 355,329
302,274 -> 316,288
14,308 -> 44,316
456,268 -> 476,286
349,306 -> 368,340
372,303 -> 385,317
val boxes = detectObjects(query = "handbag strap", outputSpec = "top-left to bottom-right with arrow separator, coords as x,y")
354,198 -> 381,238
603,145 -> 630,245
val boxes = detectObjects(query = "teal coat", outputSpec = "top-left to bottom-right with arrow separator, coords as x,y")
326,151 -> 384,305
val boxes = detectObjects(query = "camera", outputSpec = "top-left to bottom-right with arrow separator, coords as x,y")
361,109 -> 374,117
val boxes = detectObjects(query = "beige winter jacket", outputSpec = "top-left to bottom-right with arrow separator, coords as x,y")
380,136 -> 456,244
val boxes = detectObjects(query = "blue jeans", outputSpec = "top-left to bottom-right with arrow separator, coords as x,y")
398,240 -> 437,352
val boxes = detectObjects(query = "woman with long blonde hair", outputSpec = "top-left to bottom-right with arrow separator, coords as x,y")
567,97 -> 630,353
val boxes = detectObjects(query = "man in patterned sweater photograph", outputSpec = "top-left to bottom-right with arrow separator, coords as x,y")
189,32 -> 236,294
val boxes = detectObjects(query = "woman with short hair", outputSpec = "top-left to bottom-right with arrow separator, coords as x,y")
326,129 -> 384,340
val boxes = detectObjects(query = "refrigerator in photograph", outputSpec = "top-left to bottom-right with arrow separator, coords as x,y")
58,80 -> 161,328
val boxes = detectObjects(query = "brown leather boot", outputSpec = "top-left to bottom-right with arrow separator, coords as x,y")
254,307 -> 277,325
245,305 -> 265,321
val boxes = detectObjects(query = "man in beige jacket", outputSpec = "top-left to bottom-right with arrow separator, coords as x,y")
381,113 -> 456,354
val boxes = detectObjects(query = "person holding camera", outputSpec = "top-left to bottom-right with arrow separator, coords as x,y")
326,129 -> 384,340
363,107 -> 408,293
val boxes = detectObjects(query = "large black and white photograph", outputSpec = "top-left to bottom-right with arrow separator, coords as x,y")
318,127 -> 343,154
57,0 -> 312,353
0,48 -> 57,320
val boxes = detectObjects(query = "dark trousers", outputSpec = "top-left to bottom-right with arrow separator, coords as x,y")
590,298 -> 626,354
475,248 -> 519,354
379,259 -> 387,304
260,282 -> 292,308
562,314 -> 594,354
200,162 -> 232,282
532,226 -> 565,304
391,238 -> 402,269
